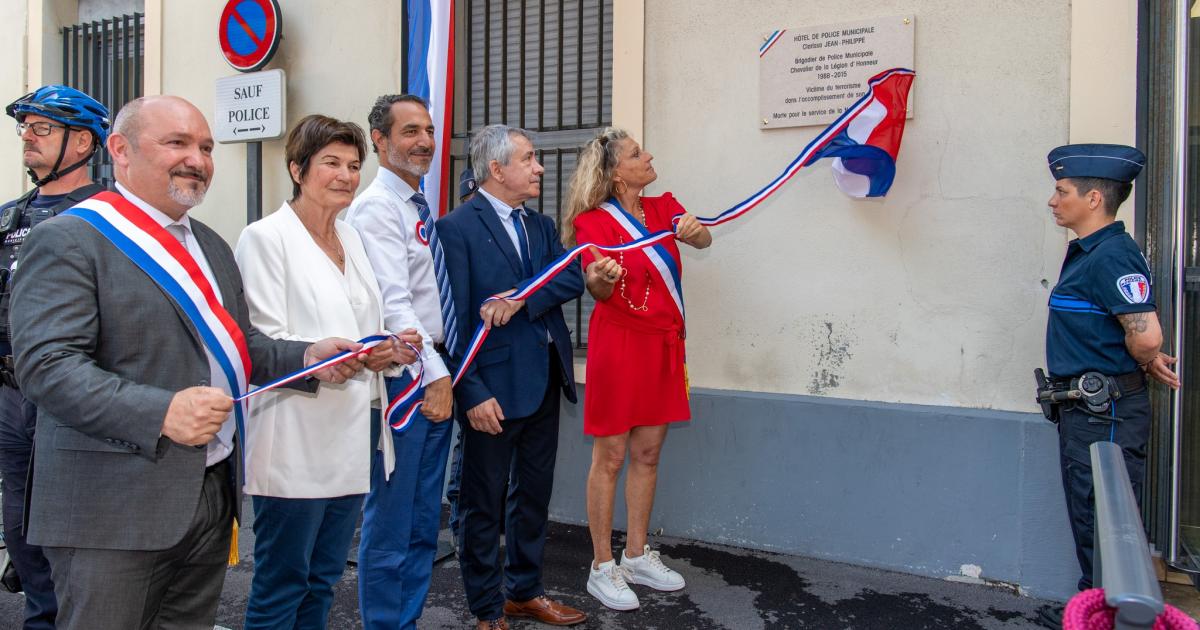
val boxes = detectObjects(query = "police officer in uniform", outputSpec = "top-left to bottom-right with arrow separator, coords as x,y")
0,85 -> 109,630
1035,143 -> 1179,628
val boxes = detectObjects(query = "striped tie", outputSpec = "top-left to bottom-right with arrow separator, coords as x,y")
411,192 -> 457,354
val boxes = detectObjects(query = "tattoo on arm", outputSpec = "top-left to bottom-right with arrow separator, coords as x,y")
1118,312 -> 1149,337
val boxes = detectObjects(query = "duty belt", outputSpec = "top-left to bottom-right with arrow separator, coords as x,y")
1034,368 -> 1143,424
1049,370 -> 1145,397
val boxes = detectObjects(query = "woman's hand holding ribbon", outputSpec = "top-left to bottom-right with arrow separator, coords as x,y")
587,246 -> 623,284
673,213 -> 712,249
584,246 -> 623,300
365,329 -> 423,372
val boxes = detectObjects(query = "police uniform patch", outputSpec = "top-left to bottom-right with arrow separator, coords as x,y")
1117,273 -> 1150,304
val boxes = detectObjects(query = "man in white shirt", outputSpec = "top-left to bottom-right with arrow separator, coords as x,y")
346,94 -> 457,629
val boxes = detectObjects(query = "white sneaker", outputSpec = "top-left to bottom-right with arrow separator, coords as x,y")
620,545 -> 686,591
587,559 -> 640,610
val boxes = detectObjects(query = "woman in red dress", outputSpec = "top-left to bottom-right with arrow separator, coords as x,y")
561,127 -> 712,611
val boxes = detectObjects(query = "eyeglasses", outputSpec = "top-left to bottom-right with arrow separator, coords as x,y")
16,121 -> 69,137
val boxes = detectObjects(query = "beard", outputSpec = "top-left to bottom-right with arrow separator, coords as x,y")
387,144 -> 431,180
167,173 -> 208,208
22,146 -> 47,171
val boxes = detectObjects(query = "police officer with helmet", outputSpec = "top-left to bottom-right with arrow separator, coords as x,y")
0,85 -> 109,630
1034,143 -> 1180,628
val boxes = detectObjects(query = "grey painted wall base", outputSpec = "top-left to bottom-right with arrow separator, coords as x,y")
548,385 -> 1082,600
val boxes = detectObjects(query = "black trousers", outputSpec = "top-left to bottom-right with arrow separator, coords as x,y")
459,349 -> 561,621
0,385 -> 56,630
1056,387 -> 1151,591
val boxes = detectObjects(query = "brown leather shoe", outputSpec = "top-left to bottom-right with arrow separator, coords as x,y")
503,595 -> 588,626
475,617 -> 509,630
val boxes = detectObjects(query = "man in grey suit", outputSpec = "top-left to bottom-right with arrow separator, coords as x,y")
8,95 -> 384,630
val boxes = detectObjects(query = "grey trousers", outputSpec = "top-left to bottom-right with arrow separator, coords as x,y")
43,458 -> 234,630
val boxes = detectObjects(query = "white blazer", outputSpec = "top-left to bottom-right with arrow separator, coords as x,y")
234,202 -> 396,498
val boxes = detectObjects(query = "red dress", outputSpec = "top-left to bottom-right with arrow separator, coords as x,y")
574,193 -> 690,437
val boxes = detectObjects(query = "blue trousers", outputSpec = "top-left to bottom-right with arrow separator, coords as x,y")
358,378 -> 453,630
244,492 -> 364,630
0,385 -> 56,630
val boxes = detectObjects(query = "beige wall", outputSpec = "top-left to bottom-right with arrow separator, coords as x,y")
0,3 -> 31,201
610,0 -> 644,141
28,0 -> 75,89
156,0 -> 404,242
0,0 -> 78,202
642,1 -> 1080,412
1070,0 -> 1139,227
0,1 -> 1141,414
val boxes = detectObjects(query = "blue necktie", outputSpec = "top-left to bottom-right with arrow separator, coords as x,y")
511,208 -> 534,277
411,192 -> 457,354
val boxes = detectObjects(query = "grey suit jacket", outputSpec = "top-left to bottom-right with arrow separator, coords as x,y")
9,204 -> 310,551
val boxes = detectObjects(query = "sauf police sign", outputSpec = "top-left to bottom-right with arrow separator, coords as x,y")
214,69 -> 285,143
215,0 -> 284,143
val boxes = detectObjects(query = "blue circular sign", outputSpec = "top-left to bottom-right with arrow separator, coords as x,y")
218,0 -> 282,72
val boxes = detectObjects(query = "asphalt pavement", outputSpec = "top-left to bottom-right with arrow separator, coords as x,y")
0,501 -> 1065,629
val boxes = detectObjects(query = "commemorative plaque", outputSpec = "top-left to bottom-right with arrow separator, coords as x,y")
759,15 -> 915,129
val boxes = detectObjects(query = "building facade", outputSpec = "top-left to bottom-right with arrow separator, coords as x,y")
1,0 -> 1195,600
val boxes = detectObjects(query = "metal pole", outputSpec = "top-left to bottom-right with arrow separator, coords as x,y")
1168,0 -> 1191,565
247,142 -> 262,224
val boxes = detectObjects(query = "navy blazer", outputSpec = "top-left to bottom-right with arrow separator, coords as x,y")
437,192 -> 583,418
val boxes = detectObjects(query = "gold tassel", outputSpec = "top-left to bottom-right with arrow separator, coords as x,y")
227,518 -> 240,566
684,363 -> 690,400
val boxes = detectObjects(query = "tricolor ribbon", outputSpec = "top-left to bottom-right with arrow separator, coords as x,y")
384,342 -> 426,432
233,334 -> 393,402
384,67 -> 916,429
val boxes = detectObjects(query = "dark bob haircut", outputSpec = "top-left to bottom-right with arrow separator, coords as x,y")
1067,177 -> 1134,217
284,114 -> 368,200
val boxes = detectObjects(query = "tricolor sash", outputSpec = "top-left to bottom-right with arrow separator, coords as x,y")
597,199 -> 685,319
62,191 -> 253,446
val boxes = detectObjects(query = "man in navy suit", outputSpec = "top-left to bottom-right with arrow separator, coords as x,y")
437,124 -> 586,630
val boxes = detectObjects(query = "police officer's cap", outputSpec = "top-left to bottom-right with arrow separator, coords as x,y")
1047,143 -> 1145,183
459,168 -> 478,201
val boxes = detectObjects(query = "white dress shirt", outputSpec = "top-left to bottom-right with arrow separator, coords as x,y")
345,167 -> 451,385
114,183 -> 233,467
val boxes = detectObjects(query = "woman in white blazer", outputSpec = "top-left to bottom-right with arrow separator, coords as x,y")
234,115 -> 420,630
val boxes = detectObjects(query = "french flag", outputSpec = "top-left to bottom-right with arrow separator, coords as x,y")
804,68 -> 915,198
700,68 -> 915,227
406,0 -> 455,216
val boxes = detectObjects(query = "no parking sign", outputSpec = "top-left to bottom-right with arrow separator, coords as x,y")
218,0 -> 282,72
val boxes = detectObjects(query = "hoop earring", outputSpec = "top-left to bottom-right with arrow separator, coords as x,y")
613,180 -> 627,196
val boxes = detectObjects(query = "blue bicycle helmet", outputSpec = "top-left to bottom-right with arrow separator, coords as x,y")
6,85 -> 110,185
7,85 -> 110,145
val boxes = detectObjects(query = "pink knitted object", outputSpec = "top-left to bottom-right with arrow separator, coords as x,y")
1062,588 -> 1199,630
